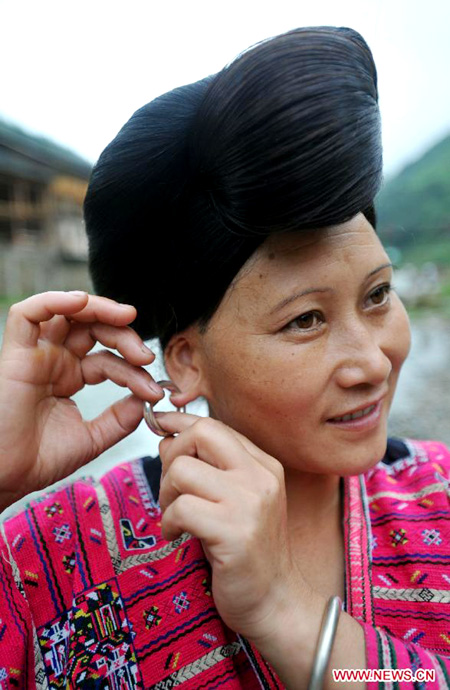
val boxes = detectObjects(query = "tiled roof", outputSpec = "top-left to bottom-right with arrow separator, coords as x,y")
0,118 -> 92,181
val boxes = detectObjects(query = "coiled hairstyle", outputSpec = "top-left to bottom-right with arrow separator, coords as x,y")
84,26 -> 382,351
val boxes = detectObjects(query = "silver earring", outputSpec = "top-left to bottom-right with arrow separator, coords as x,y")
143,380 -> 186,437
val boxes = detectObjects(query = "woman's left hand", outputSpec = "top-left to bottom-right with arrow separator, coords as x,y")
157,411 -> 311,645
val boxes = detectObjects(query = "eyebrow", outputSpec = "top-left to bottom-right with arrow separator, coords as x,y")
269,262 -> 393,315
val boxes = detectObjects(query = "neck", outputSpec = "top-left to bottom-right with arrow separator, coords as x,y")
284,467 -> 342,538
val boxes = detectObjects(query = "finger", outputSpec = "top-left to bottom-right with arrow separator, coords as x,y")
156,411 -> 259,455
39,314 -> 72,344
157,412 -> 281,476
80,350 -> 165,399
86,393 -> 146,459
157,412 -> 207,465
2,291 -> 137,352
65,293 -> 137,326
155,411 -> 206,434
2,291 -> 90,350
159,455 -> 226,512
158,416 -> 253,475
161,494 -> 225,542
64,322 -> 156,366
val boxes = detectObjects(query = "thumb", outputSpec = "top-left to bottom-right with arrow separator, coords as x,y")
86,394 -> 144,457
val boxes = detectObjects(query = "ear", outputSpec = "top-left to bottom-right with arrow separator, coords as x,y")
162,326 -> 207,408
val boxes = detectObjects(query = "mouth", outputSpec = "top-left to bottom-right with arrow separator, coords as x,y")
326,397 -> 385,431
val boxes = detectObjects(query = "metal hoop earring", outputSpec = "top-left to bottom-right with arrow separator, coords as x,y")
143,380 -> 186,437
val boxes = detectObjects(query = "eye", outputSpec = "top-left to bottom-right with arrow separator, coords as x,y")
285,310 -> 324,332
368,283 -> 392,307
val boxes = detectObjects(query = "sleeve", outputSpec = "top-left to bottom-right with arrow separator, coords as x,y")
0,526 -> 37,689
362,622 -> 450,688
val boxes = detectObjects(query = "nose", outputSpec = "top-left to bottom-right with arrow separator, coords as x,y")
333,320 -> 392,389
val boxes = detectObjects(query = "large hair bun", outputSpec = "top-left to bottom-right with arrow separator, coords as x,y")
85,26 -> 382,349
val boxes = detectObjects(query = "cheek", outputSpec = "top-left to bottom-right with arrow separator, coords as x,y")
389,299 -> 412,369
243,347 -> 322,427
205,339 -> 319,427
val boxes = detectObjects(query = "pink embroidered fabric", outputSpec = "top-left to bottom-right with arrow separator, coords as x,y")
0,438 -> 449,687
353,439 -> 450,688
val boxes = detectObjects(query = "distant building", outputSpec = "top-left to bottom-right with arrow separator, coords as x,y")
0,118 -> 92,259
0,119 -> 93,296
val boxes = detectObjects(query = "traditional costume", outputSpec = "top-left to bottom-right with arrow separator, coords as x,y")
1,438 -> 449,688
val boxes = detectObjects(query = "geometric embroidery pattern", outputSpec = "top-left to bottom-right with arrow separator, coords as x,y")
153,641 -> 242,688
52,524 -> 72,544
120,518 -> 156,551
368,482 -> 449,503
62,552 -> 76,575
0,456 -> 292,689
143,606 -> 162,629
95,479 -> 191,577
45,502 -> 63,518
422,528 -> 442,546
7,441 -> 450,688
38,580 -> 140,688
173,590 -> 190,614
373,586 -> 450,603
202,577 -> 212,597
389,528 -> 408,547
361,440 -> 450,682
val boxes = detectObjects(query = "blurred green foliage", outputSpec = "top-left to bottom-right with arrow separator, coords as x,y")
0,295 -> 27,310
377,134 -> 450,266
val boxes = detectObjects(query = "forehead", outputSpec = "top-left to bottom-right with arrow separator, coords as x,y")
208,214 -> 387,326
201,214 -> 389,336
238,214 -> 384,288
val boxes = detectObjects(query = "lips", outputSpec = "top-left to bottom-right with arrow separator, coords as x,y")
330,403 -> 376,423
327,396 -> 386,423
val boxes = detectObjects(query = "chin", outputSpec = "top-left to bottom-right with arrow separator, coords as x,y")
332,427 -> 389,477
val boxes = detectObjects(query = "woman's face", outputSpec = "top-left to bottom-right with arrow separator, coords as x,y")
194,214 -> 411,476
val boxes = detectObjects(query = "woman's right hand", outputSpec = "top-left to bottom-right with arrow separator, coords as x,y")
0,290 -> 164,510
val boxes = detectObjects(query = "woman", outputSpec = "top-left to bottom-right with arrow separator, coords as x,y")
0,26 -> 449,689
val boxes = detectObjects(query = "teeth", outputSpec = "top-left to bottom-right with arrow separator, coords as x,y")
333,404 -> 376,423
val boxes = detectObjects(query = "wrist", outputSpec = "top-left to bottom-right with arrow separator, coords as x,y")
247,583 -> 326,686
248,592 -> 366,690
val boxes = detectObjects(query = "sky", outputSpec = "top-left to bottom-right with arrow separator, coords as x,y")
1,0 -> 449,177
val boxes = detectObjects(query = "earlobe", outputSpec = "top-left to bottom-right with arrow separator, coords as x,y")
163,330 -> 206,408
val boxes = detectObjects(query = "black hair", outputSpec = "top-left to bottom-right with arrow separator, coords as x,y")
84,26 -> 381,351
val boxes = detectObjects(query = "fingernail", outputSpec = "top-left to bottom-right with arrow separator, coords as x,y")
118,302 -> 134,309
141,343 -> 154,355
69,290 -> 87,296
149,382 -> 164,395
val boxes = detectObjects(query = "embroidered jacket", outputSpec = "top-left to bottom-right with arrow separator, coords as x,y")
0,438 -> 449,688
